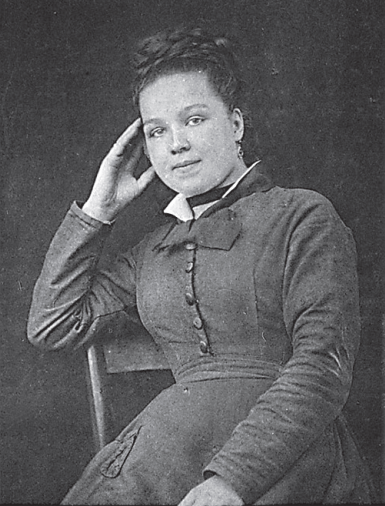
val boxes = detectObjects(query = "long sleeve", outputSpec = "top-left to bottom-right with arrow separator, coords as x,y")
203,195 -> 361,503
27,202 -> 139,351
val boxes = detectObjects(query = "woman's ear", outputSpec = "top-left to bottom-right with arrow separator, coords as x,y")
232,108 -> 244,142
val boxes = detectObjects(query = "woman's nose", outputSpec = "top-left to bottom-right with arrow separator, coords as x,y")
170,128 -> 190,154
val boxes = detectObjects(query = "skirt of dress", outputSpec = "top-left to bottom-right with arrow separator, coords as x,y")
61,376 -> 375,505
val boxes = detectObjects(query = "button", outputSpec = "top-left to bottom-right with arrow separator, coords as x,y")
185,262 -> 194,273
185,242 -> 196,250
199,340 -> 208,353
185,293 -> 195,305
193,317 -> 203,329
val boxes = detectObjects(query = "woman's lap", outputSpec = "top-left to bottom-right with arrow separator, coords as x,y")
62,379 -> 269,504
61,379 -> 372,504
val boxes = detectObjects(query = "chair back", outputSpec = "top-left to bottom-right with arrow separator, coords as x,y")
85,313 -> 170,451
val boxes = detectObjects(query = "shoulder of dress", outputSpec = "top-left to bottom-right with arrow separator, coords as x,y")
264,186 -> 339,216
233,186 -> 347,236
234,185 -> 334,212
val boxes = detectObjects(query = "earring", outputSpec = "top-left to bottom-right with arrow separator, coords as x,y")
236,140 -> 244,159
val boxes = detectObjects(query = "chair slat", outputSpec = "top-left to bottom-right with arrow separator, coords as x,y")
103,332 -> 170,373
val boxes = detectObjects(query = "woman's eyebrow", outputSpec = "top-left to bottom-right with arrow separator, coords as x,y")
183,104 -> 209,112
143,104 -> 209,127
142,118 -> 162,127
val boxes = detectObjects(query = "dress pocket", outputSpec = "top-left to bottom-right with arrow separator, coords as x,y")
100,426 -> 141,479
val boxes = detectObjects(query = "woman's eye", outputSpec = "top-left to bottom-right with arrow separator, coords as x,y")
187,117 -> 204,126
149,127 -> 165,138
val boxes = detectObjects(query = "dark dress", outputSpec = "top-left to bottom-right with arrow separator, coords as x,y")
28,168 -> 375,504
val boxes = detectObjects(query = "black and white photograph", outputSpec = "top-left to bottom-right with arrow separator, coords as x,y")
0,1 -> 383,504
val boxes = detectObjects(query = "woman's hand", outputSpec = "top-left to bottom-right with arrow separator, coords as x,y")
83,118 -> 155,222
178,475 -> 244,506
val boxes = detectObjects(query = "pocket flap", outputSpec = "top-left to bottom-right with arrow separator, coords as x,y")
100,427 -> 141,479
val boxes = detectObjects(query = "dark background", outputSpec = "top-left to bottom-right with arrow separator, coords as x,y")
0,0 -> 383,503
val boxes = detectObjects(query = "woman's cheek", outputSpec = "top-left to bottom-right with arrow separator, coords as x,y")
153,162 -> 173,186
147,140 -> 168,166
194,132 -> 212,154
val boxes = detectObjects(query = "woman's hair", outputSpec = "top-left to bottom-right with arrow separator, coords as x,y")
131,26 -> 260,162
131,26 -> 246,115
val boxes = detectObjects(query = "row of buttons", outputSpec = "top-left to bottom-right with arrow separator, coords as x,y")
184,242 -> 210,354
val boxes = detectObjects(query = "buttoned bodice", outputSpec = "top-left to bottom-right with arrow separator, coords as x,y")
136,197 -> 293,380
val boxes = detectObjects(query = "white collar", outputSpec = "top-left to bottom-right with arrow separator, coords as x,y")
164,160 -> 261,222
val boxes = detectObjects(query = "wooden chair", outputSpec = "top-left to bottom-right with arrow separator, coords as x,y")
84,312 -> 173,452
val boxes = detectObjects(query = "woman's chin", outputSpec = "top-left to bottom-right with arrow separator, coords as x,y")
182,186 -> 214,198
164,181 -> 208,198
170,179 -> 226,198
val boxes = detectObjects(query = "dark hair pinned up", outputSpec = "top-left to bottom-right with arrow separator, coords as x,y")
131,26 -> 246,115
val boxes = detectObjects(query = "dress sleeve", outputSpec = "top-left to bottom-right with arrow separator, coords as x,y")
203,196 -> 361,503
27,202 -> 140,351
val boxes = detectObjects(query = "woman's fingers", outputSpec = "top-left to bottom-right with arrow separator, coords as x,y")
102,120 -> 145,175
110,117 -> 142,157
127,137 -> 145,168
178,477 -> 244,506
136,165 -> 156,192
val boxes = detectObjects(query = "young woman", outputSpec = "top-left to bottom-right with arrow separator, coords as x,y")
28,27 -> 375,505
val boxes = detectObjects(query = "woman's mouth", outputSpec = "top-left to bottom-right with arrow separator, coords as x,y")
172,160 -> 201,171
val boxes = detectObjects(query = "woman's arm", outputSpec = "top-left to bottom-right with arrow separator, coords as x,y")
27,203 -> 141,350
27,119 -> 155,351
201,196 -> 360,504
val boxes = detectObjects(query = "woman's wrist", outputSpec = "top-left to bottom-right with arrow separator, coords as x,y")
82,200 -> 119,224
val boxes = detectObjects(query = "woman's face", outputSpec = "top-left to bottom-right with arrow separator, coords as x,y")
139,71 -> 245,197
